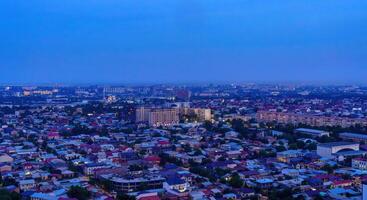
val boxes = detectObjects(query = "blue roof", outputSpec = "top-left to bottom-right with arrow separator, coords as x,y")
164,163 -> 178,170
334,150 -> 366,156
166,177 -> 185,185
21,191 -> 36,197
4,185 -> 17,191
308,178 -> 322,185
340,132 -> 367,139
256,179 -> 273,184
85,163 -> 106,167
296,128 -> 327,134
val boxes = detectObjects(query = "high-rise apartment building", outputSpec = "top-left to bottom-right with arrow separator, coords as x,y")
135,107 -> 151,122
149,109 -> 179,127
257,111 -> 367,128
135,107 -> 179,127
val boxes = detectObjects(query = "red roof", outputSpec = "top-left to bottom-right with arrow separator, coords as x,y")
158,140 -> 170,145
202,189 -> 211,196
119,146 -> 129,151
353,157 -> 367,161
48,132 -> 60,137
144,156 -> 161,164
314,174 -> 338,180
49,128 -> 58,132
332,180 -> 353,185
45,158 -> 57,163
106,151 -> 113,157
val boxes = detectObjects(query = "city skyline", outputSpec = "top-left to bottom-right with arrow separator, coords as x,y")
1,1 -> 367,199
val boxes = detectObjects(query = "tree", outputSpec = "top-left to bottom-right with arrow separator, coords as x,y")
296,141 -> 305,149
318,135 -> 336,143
137,182 -> 150,191
0,189 -> 20,200
117,193 -> 136,200
321,164 -> 334,174
276,145 -> 286,152
182,144 -> 192,152
314,195 -> 324,200
190,166 -> 217,182
268,188 -> 295,200
306,143 -> 317,150
230,119 -> 250,138
67,186 -> 91,200
228,173 -> 243,188
129,164 -> 145,171
342,173 -> 352,180
203,121 -> 214,131
288,143 -> 298,150
215,168 -> 230,177
0,176 -> 17,187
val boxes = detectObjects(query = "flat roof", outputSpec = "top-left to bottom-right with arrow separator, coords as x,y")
295,128 -> 328,134
340,132 -> 367,139
318,142 -> 359,148
277,150 -> 303,155
19,179 -> 35,184
256,179 -> 274,184
334,150 -> 366,156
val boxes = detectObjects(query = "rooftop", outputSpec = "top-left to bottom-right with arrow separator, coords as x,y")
295,128 -> 328,134
340,132 -> 367,139
318,142 -> 359,148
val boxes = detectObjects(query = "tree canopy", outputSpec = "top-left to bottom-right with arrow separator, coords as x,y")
67,186 -> 91,200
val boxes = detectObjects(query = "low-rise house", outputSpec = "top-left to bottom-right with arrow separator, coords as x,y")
331,180 -> 353,188
277,150 -> 304,163
19,179 -> 36,191
83,163 -> 110,176
143,155 -> 161,166
0,153 -> 14,163
163,177 -> 190,196
352,158 -> 367,170
223,193 -> 238,200
30,189 -> 67,200
255,178 -> 273,189
0,163 -> 12,173
47,132 -> 60,140
236,188 -> 255,199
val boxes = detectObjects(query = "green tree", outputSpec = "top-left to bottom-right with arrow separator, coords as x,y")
67,186 -> 91,200
288,143 -> 298,150
117,193 -> 136,200
276,145 -> 286,152
321,164 -> 335,174
203,121 -> 214,131
228,173 -> 243,188
0,176 -> 16,187
0,189 -> 20,200
269,188 -> 295,200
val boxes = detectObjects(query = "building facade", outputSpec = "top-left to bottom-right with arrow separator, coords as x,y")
352,158 -> 367,170
257,111 -> 367,128
317,142 -> 360,159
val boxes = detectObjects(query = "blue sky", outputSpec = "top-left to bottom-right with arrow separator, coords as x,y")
0,0 -> 366,84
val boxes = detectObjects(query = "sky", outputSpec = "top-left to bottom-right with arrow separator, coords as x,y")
0,0 -> 367,85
